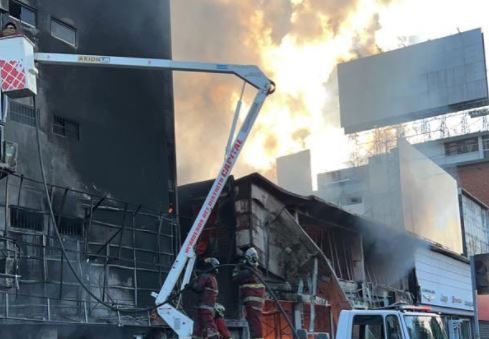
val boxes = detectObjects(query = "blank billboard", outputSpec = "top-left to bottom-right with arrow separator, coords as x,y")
276,150 -> 313,195
398,139 -> 463,253
338,29 -> 489,133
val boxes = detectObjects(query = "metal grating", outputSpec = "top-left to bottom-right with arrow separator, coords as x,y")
53,115 -> 79,140
0,173 -> 178,327
9,101 -> 37,127
57,215 -> 84,237
10,205 -> 44,231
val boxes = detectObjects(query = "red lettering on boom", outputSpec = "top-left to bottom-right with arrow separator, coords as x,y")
184,140 -> 243,254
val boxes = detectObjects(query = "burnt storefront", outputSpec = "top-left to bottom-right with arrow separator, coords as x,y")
178,173 -> 420,339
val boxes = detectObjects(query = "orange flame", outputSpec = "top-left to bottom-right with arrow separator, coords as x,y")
239,0 -> 390,183
172,0 -> 395,185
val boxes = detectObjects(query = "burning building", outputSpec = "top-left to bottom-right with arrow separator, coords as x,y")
0,1 -> 177,338
178,173 -> 430,338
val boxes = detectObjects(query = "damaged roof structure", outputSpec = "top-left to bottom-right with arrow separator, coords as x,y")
178,172 -> 432,338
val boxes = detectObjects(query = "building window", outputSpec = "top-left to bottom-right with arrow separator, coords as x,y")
51,18 -> 76,47
483,135 -> 489,158
9,1 -> 36,27
53,115 -> 79,140
9,101 -> 37,127
57,215 -> 84,237
444,137 -> 479,156
483,136 -> 489,149
10,206 -> 44,232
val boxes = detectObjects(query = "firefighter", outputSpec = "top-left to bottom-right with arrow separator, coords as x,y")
232,247 -> 265,339
1,22 -> 17,37
214,303 -> 232,339
191,257 -> 221,339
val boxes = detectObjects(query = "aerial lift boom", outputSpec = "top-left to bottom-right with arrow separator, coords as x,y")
0,35 -> 274,338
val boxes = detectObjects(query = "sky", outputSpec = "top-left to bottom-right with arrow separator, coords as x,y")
171,0 -> 489,185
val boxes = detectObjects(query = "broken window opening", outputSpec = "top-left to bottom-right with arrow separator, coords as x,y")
8,1 -> 36,27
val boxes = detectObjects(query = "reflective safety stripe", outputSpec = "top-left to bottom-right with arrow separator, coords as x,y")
205,287 -> 219,293
243,296 -> 265,303
197,305 -> 215,311
239,283 -> 265,289
206,329 -> 219,337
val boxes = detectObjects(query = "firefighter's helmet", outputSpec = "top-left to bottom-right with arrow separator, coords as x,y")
244,247 -> 259,267
214,303 -> 226,317
204,257 -> 220,272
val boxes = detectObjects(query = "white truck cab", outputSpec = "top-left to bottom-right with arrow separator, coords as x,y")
336,307 -> 448,339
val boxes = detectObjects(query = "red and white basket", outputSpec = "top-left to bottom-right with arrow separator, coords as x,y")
0,36 -> 37,98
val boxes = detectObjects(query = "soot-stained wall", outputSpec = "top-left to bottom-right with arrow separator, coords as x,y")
2,0 -> 176,210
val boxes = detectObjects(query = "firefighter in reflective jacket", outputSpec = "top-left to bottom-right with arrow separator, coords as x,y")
191,257 -> 220,339
232,247 -> 265,339
214,303 -> 232,339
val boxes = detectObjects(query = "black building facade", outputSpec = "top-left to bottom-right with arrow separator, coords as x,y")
0,1 -> 177,338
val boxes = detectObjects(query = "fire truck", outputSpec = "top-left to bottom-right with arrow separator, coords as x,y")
335,305 -> 448,339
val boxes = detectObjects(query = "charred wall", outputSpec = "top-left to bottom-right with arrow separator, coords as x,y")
0,0 -> 177,334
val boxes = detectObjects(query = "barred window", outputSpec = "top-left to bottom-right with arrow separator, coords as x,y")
53,115 -> 79,140
57,216 -> 84,237
10,206 -> 44,232
9,101 -> 37,127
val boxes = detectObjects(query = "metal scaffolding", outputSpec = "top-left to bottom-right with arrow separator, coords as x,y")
0,170 -> 178,327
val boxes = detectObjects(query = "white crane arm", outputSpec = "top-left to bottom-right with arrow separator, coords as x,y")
34,52 -> 271,91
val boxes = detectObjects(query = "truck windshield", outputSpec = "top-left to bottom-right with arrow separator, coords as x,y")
403,315 -> 448,339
